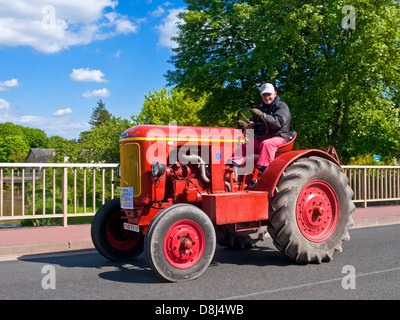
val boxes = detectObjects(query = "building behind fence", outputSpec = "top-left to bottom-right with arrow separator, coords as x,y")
0,163 -> 399,227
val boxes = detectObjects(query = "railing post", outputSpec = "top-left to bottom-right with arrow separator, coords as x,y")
62,167 -> 68,227
11,168 -> 14,216
0,168 -> 3,217
363,167 -> 367,208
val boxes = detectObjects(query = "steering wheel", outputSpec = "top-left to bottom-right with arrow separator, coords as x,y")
237,108 -> 268,137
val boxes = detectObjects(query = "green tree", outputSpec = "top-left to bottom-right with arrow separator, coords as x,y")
0,122 -> 49,149
167,0 -> 400,162
79,98 -> 130,163
47,135 -> 78,163
23,127 -> 48,149
79,116 -> 132,163
0,122 -> 49,162
0,135 -> 30,162
132,87 -> 207,126
89,99 -> 111,127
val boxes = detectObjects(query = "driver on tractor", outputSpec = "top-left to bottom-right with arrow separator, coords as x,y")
233,83 -> 292,177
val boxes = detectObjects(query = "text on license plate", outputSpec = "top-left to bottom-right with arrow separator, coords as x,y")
123,222 -> 140,232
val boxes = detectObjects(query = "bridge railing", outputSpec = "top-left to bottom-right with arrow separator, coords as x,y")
342,165 -> 400,208
0,163 -> 118,227
0,163 -> 399,227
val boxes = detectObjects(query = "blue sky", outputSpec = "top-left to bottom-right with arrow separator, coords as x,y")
0,0 -> 186,139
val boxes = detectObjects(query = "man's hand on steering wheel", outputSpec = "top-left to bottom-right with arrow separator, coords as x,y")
237,119 -> 248,130
250,108 -> 264,119
237,108 -> 268,137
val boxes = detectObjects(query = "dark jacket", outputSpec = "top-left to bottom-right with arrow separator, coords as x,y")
252,96 -> 291,142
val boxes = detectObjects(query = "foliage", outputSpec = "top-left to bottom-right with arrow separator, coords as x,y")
47,135 -> 78,163
132,87 -> 207,126
89,99 -> 111,127
348,154 -> 397,166
0,135 -> 30,162
78,116 -> 132,163
166,0 -> 400,162
0,122 -> 48,162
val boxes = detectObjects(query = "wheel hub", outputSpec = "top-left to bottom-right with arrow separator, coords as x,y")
313,206 -> 325,216
296,181 -> 339,242
164,220 -> 205,269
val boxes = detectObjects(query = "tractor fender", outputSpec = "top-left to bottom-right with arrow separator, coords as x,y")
255,149 -> 342,197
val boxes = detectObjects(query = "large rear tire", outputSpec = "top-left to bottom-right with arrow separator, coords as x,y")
91,198 -> 144,261
144,204 -> 216,282
268,156 -> 355,263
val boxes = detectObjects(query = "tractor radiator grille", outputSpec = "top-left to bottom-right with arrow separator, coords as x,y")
120,143 -> 141,197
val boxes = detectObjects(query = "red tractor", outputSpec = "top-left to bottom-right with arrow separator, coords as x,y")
91,117 -> 355,282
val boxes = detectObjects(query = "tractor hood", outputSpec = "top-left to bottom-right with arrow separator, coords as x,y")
119,124 -> 244,144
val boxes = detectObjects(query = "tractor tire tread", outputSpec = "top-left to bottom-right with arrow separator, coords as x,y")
267,156 -> 355,264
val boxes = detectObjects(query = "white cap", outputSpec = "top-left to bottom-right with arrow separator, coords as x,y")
260,83 -> 275,95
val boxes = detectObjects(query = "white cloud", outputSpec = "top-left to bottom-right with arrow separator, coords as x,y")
116,18 -> 138,34
152,6 -> 166,17
0,98 -> 11,109
0,0 -> 139,53
0,79 -> 19,91
20,115 -> 89,138
70,68 -> 107,83
156,8 -> 185,49
106,13 -> 138,34
151,2 -> 173,17
82,88 -> 110,98
19,115 -> 42,123
52,108 -> 72,116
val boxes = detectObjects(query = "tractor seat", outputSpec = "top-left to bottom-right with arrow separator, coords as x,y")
275,131 -> 297,157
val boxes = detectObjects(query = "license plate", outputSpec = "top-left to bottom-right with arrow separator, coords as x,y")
123,222 -> 140,232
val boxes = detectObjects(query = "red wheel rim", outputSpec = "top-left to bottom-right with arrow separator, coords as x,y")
164,220 -> 205,269
296,181 -> 339,242
106,211 -> 141,250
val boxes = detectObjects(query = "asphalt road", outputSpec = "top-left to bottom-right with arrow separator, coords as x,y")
1,224 -> 399,301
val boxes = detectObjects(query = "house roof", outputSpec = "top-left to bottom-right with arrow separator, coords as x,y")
26,149 -> 56,163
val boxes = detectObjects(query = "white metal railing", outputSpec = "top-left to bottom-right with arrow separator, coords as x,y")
342,165 -> 400,208
0,163 -> 118,227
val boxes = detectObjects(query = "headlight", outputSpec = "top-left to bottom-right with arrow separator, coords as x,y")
150,161 -> 166,178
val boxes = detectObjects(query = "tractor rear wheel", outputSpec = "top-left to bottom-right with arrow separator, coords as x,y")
91,198 -> 144,261
144,204 -> 216,282
268,156 -> 355,263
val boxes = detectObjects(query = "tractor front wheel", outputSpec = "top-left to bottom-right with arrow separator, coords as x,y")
268,156 -> 355,263
91,198 -> 144,261
144,204 -> 216,282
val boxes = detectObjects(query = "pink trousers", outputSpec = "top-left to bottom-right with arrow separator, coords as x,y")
232,136 -> 287,167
